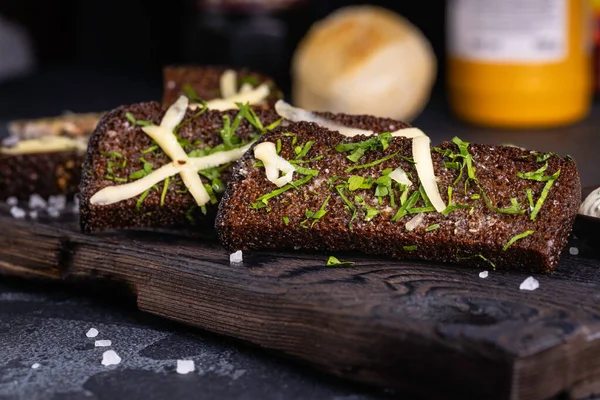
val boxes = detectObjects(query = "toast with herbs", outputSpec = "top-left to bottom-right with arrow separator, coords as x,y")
216,121 -> 581,273
163,66 -> 283,109
79,98 -> 281,233
1,113 -> 102,200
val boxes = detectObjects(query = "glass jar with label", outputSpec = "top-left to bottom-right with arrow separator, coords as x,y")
447,0 -> 593,128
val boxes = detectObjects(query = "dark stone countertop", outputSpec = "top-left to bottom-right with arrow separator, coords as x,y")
0,67 -> 598,400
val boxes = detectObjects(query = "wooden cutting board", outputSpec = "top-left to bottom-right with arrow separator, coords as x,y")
1,203 -> 600,400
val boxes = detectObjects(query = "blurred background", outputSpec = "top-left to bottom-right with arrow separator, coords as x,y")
0,0 -> 598,130
0,0 -> 443,117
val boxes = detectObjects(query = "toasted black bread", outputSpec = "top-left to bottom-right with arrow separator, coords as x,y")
216,119 -> 580,273
79,101 -> 280,233
162,65 -> 283,107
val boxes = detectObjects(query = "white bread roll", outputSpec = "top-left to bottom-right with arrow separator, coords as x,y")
292,6 -> 436,122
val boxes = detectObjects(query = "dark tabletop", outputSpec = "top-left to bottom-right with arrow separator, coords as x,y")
0,67 -> 598,400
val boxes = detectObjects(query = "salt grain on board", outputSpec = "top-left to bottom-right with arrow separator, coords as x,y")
29,210 -> 38,219
176,360 -> 195,374
479,271 -> 488,279
86,328 -> 99,338
10,206 -> 25,219
230,250 -> 243,263
569,247 -> 579,256
31,363 -> 40,369
95,340 -> 112,347
6,196 -> 18,206
519,276 -> 539,291
101,350 -> 121,366
28,194 -> 47,209
47,207 -> 60,218
48,195 -> 66,210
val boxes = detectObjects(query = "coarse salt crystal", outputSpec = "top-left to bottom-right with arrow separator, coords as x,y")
569,247 -> 579,256
101,350 -> 121,366
479,271 -> 488,279
86,328 -> 99,338
176,360 -> 195,374
31,363 -> 40,369
10,206 -> 25,219
48,195 -> 66,210
28,194 -> 47,209
6,196 -> 18,206
29,210 -> 38,219
230,250 -> 243,263
519,276 -> 539,291
47,207 -> 60,218
95,340 -> 112,347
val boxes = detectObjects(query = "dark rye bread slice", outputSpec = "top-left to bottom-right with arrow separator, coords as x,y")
216,121 -> 581,273
0,151 -> 83,200
79,101 -> 280,233
162,65 -> 283,107
0,113 -> 102,200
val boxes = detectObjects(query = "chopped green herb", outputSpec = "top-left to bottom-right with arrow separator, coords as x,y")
480,188 -> 526,215
294,140 -> 314,159
517,163 -> 550,181
530,169 -> 560,220
265,118 -> 283,132
444,162 -> 460,170
160,177 -> 169,206
125,112 -> 152,127
301,195 -> 331,228
441,203 -> 471,216
335,133 -> 393,162
335,185 -> 358,230
457,251 -> 496,270
392,190 -> 419,221
345,152 -> 398,173
503,230 -> 535,251
470,194 -> 480,200
136,188 -> 152,212
141,145 -> 158,154
183,84 -> 205,104
276,139 -> 282,154
354,195 -> 380,221
526,188 -> 534,210
425,224 -> 440,232
238,75 -> 259,86
326,256 -> 355,267
348,175 -> 365,191
251,172 -> 318,209
185,205 -> 197,224
291,155 -> 324,164
129,169 -> 147,180
104,175 -> 127,182
283,216 -> 290,225
535,152 -> 554,162
403,245 -> 417,251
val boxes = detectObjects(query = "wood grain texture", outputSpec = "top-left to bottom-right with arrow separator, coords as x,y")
1,204 -> 600,400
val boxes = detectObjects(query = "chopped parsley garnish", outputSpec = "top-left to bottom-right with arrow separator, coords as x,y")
283,216 -> 290,225
125,112 -> 152,127
354,195 -> 380,221
457,251 -> 496,270
326,256 -> 355,267
425,224 -> 440,232
141,145 -> 158,154
392,190 -> 419,221
335,132 -> 392,162
301,195 -> 331,228
294,140 -> 314,159
335,185 -> 358,230
403,245 -> 417,251
530,169 -> 560,220
251,170 -> 318,210
503,230 -> 535,251
183,84 -> 205,104
345,152 -> 398,173
160,177 -> 169,206
238,75 -> 259,86
129,157 -> 154,180
136,187 -> 152,212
